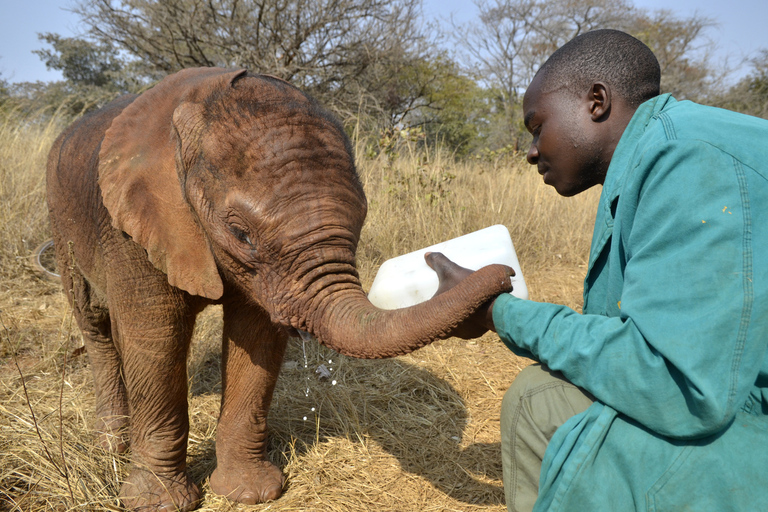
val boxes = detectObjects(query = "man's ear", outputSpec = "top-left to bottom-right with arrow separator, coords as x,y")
589,82 -> 611,121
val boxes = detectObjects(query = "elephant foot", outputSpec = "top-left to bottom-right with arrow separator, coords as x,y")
95,415 -> 129,453
209,459 -> 284,504
120,467 -> 200,512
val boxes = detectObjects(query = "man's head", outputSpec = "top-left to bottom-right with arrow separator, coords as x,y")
523,29 -> 660,196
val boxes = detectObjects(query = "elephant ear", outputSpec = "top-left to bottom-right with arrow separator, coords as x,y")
98,67 -> 247,300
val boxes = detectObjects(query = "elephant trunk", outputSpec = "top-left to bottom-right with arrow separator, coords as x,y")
299,264 -> 513,359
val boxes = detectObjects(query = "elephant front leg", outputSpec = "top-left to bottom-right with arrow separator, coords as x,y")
109,283 -> 202,512
210,303 -> 288,504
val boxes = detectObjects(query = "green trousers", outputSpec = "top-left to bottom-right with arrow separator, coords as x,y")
500,364 -> 595,512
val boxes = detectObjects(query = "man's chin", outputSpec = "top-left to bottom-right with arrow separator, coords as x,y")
555,181 -> 597,197
542,174 -> 571,196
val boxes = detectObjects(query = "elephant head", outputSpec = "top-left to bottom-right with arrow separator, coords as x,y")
98,67 -> 513,359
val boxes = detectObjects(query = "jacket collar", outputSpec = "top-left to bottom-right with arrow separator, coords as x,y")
585,94 -> 676,276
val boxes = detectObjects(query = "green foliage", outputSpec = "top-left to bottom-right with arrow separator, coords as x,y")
371,57 -> 481,155
5,33 -> 149,119
411,59 -> 494,156
365,58 -> 529,157
716,50 -> 768,119
0,74 -> 9,113
34,33 -> 124,88
366,126 -> 427,162
474,87 -> 529,154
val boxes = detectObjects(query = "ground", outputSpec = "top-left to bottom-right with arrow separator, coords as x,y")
0,252 -> 585,511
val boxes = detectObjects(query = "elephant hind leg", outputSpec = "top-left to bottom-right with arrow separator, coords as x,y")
210,302 -> 287,504
56,243 -> 129,453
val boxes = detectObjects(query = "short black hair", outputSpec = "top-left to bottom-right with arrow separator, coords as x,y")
536,29 -> 661,108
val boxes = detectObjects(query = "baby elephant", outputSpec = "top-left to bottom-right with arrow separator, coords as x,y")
46,67 -> 512,510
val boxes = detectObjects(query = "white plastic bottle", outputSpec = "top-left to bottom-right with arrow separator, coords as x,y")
367,224 -> 528,310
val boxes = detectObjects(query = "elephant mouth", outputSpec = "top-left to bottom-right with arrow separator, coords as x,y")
297,329 -> 315,342
282,326 -> 316,343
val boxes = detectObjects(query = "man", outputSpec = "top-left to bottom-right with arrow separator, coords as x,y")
427,29 -> 768,511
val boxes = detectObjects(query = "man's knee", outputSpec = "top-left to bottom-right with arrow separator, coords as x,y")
503,365 -> 559,417
501,364 -> 594,442
500,364 -> 595,512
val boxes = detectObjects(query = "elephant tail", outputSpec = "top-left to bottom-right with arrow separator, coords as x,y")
31,239 -> 61,282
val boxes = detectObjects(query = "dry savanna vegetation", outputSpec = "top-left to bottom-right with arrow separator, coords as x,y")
0,109 -> 598,511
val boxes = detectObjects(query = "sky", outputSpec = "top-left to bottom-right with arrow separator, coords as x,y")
2,0 -> 767,84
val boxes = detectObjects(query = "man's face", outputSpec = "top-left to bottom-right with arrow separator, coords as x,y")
522,75 -> 608,197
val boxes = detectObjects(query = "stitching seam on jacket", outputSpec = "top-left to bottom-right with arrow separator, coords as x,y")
727,158 -> 753,424
658,113 -> 677,140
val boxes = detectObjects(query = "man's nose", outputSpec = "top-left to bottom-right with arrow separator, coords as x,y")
527,144 -> 539,165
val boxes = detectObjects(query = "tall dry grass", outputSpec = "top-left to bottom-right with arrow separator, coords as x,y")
0,109 -> 63,286
0,110 -> 597,511
356,139 -> 598,303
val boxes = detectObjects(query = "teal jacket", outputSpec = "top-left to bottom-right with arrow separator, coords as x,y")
493,94 -> 768,511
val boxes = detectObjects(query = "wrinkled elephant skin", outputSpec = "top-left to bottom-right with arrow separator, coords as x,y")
45,67 -> 513,511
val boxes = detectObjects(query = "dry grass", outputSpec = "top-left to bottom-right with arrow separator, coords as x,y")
0,111 -> 597,511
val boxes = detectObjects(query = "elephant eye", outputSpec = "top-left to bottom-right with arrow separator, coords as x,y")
229,224 -> 254,247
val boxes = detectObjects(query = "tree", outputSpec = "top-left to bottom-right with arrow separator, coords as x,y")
452,0 -> 636,150
716,49 -> 768,119
71,0 -> 437,126
393,57 -> 492,156
0,71 -> 8,104
34,33 -> 125,88
452,0 -> 718,151
626,10 -> 717,101
12,33 -> 146,116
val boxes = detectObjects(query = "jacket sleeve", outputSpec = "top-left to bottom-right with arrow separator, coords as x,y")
494,139 -> 767,439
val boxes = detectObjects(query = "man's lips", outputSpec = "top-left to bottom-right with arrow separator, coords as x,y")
538,166 -> 552,184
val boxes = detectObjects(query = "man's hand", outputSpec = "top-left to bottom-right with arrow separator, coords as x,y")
425,252 -> 509,338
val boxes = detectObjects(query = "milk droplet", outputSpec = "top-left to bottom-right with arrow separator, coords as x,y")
311,407 -> 316,412
303,416 -> 307,421
332,380 -> 337,385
